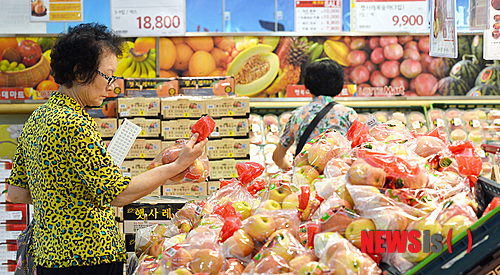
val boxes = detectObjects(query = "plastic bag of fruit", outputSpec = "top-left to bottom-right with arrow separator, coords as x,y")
241,228 -> 317,275
312,192 -> 360,235
223,209 -> 301,263
159,228 -> 226,275
296,130 -> 351,174
314,231 -> 382,275
203,178 -> 257,219
146,139 -> 210,184
346,184 -> 417,231
134,223 -> 179,258
369,120 -> 413,143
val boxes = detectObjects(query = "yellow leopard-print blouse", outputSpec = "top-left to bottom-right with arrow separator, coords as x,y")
8,92 -> 130,268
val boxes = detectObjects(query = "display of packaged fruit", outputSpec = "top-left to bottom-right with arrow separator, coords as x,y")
449,128 -> 468,142
389,111 -> 407,126
408,111 -> 428,133
372,111 -> 389,123
263,114 -> 280,144
474,108 -> 489,121
427,108 -> 447,136
445,108 -> 466,132
468,129 -> 486,145
463,110 -> 482,131
249,114 -> 264,145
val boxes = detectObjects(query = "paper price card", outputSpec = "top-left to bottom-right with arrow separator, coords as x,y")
351,0 -> 428,32
111,0 -> 186,37
30,0 -> 83,22
295,0 -> 342,32
429,0 -> 457,58
484,0 -> 500,59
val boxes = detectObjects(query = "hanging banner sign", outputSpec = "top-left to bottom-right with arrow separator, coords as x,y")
295,0 -> 343,32
484,0 -> 500,59
429,0 -> 457,58
30,0 -> 83,22
110,0 -> 186,37
351,0 -> 428,33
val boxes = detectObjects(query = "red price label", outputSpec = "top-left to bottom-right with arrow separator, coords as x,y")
392,15 -> 424,27
136,15 -> 181,30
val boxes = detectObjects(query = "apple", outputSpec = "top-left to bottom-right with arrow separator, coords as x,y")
185,158 -> 207,182
294,165 -> 320,186
233,201 -> 252,220
402,236 -> 431,263
274,216 -> 299,232
335,184 -> 354,207
190,248 -> 224,275
148,239 -> 165,258
400,171 -> 428,189
319,206 -> 359,234
298,261 -> 328,275
222,229 -> 254,257
375,209 -> 409,231
289,254 -> 316,270
269,184 -> 293,203
165,248 -> 192,270
18,39 -> 42,67
243,214 -> 276,242
409,218 -> 442,237
220,258 -> 245,275
347,160 -> 386,188
261,230 -> 299,262
261,199 -> 281,211
293,151 -> 310,167
282,193 -> 299,210
189,249 -> 222,273
174,219 -> 192,233
170,268 -> 193,275
254,254 -> 290,274
328,249 -> 377,275
308,140 -> 336,172
345,218 -> 376,249
147,161 -> 162,170
441,215 -> 472,240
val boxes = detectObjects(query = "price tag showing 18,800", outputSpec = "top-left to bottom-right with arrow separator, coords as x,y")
110,0 -> 185,37
351,0 -> 428,33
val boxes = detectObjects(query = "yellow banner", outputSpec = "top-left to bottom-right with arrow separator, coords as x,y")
49,12 -> 81,21
49,3 -> 81,12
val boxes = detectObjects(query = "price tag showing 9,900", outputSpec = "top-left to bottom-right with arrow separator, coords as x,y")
351,0 -> 428,33
110,0 -> 186,37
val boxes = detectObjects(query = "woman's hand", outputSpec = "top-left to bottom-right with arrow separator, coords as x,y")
174,133 -> 208,170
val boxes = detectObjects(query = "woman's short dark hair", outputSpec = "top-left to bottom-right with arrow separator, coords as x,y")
51,23 -> 124,88
303,59 -> 345,97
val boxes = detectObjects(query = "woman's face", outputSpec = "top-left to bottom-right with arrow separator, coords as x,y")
80,50 -> 117,107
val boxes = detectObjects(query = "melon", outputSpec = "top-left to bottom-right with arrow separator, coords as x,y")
454,35 -> 472,63
475,61 -> 500,87
450,55 -> 483,87
226,44 -> 279,96
433,76 -> 470,96
466,84 -> 500,96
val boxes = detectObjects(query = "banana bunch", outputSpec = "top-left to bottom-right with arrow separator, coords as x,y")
116,48 -> 156,79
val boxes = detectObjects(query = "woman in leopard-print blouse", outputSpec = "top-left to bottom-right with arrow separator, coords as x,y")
7,23 -> 207,275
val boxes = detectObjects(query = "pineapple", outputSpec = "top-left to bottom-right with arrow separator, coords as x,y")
264,37 -> 310,95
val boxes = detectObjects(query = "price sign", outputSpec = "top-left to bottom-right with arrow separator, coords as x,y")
110,0 -> 185,37
351,0 -> 428,33
295,0 -> 342,32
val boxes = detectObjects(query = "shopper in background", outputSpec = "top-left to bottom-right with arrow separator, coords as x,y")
272,59 -> 358,170
7,23 -> 207,275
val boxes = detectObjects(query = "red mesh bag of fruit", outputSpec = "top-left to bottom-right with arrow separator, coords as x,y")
191,115 -> 216,143
147,139 -> 210,184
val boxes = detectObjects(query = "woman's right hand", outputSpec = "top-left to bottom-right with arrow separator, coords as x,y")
174,133 -> 208,170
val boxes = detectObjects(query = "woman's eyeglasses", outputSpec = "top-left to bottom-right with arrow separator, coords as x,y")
96,70 -> 122,86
